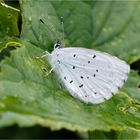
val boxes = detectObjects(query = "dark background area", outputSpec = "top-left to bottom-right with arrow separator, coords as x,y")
0,125 -> 79,139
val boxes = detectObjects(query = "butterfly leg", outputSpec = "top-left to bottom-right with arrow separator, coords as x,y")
35,51 -> 50,59
34,51 -> 54,76
45,60 -> 61,76
41,66 -> 55,77
45,66 -> 55,76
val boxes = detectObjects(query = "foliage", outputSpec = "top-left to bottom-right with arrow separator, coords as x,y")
0,0 -> 140,139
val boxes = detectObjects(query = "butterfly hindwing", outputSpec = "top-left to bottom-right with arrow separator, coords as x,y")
50,47 -> 130,104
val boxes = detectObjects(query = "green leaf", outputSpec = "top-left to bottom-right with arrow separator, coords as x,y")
20,1 -> 140,64
0,45 -> 140,132
20,0 -> 62,52
0,0 -> 140,133
91,1 -> 140,64
0,2 -> 19,51
117,129 -> 140,139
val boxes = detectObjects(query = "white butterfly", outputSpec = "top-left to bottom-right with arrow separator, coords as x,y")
38,40 -> 130,104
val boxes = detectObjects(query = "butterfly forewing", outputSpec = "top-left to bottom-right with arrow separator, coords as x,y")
50,47 -> 130,104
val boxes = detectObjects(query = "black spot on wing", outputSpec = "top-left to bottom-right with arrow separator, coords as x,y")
93,55 -> 96,59
70,80 -> 73,83
73,54 -> 76,57
79,84 -> 83,88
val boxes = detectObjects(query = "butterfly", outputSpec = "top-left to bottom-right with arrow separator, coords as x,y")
37,19 -> 130,104
37,40 -> 130,104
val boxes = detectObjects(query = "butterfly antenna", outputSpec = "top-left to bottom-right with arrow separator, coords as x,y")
60,17 -> 65,46
39,19 -> 58,42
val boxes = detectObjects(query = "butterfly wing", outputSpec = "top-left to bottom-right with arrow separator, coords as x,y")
51,47 -> 130,104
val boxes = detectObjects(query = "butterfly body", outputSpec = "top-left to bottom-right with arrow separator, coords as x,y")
42,43 -> 130,104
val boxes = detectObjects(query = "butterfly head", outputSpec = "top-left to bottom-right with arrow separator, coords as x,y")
54,40 -> 63,50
